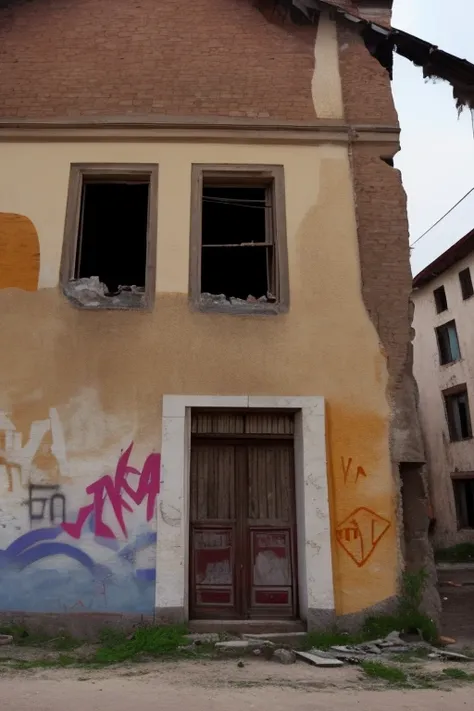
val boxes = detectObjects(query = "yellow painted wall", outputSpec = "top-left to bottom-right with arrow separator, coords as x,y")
0,139 -> 396,618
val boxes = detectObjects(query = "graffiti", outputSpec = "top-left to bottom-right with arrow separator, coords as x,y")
28,484 -> 66,525
62,443 -> 160,540
341,457 -> 367,485
336,507 -> 391,568
0,526 -> 156,613
0,527 -> 104,574
0,409 -> 67,491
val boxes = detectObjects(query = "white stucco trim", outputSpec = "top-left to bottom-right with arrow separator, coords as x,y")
157,395 -> 334,621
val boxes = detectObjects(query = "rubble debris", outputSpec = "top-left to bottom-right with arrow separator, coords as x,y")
199,292 -> 271,308
428,649 -> 473,662
0,634 -> 13,645
215,640 -> 252,650
63,276 -> 145,309
185,633 -> 220,644
273,648 -> 296,664
296,650 -> 343,667
243,631 -> 307,647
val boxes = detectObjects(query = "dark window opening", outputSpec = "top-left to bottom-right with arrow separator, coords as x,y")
436,320 -> 460,365
453,478 -> 474,529
77,181 -> 149,294
444,388 -> 472,441
459,268 -> 474,300
200,184 -> 274,301
433,285 -> 448,313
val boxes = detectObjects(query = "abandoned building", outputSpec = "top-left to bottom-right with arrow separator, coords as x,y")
1,0 -> 472,633
413,230 -> 474,550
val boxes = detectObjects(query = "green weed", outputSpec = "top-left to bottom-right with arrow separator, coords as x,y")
442,668 -> 471,680
361,661 -> 407,684
91,624 -> 189,664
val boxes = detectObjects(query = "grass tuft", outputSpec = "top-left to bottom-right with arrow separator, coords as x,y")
361,661 -> 407,684
91,625 -> 189,664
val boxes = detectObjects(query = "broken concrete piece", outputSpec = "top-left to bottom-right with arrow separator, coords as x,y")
242,632 -> 306,648
215,640 -> 251,650
185,633 -> 220,644
0,634 -> 13,645
63,276 -> 145,309
428,649 -> 473,661
273,648 -> 296,664
200,292 -> 228,305
296,650 -> 343,667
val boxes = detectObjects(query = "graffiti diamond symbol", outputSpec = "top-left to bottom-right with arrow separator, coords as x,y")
336,507 -> 391,568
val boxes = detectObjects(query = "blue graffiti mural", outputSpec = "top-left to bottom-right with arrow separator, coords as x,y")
0,527 -> 156,614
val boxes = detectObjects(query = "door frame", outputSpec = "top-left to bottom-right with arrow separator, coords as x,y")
157,396 -> 335,625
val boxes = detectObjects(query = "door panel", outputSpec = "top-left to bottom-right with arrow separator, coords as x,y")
190,425 -> 297,620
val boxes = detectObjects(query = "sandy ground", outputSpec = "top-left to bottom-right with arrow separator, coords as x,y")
0,659 -> 472,711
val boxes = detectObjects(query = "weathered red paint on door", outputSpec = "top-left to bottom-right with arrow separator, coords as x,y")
189,411 -> 297,620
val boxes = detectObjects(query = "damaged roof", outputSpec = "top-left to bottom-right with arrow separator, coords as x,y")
290,0 -> 474,110
412,228 -> 474,289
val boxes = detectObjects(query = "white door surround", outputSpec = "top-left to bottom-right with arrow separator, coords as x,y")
156,396 -> 335,628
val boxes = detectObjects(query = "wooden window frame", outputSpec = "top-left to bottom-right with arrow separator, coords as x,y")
451,474 -> 474,529
435,319 -> 461,365
459,267 -> 474,301
443,385 -> 473,442
433,285 -> 448,314
60,163 -> 159,310
189,164 -> 289,314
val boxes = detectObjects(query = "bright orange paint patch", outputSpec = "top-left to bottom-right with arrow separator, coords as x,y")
326,402 -> 397,615
0,213 -> 40,291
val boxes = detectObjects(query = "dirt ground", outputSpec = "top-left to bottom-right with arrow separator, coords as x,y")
1,659 -> 473,711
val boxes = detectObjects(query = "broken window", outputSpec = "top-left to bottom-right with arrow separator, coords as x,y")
190,165 -> 288,312
452,477 -> 474,529
459,268 -> 474,301
444,387 -> 472,442
436,320 -> 460,365
60,164 -> 158,309
433,286 -> 448,313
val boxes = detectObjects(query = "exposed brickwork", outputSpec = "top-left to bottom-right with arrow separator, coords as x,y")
338,20 -> 398,125
0,0 -> 317,120
350,143 -> 412,403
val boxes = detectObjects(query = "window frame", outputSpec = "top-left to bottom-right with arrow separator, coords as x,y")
435,319 -> 461,365
433,285 -> 448,313
189,164 -> 289,314
443,385 -> 473,442
451,473 -> 474,529
60,163 -> 159,310
459,267 -> 474,301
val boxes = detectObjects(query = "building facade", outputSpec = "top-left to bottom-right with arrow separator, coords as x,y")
413,231 -> 474,549
0,0 -> 431,632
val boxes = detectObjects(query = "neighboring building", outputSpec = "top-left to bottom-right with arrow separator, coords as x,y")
2,0 -> 470,633
413,231 -> 474,549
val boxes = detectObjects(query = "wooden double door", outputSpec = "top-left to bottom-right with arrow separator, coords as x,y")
189,428 -> 297,620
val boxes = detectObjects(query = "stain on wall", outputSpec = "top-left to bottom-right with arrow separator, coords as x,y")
0,213 -> 40,291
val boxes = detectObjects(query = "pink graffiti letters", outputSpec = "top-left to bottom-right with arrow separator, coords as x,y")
62,443 -> 160,540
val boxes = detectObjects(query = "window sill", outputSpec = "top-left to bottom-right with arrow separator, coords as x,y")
194,297 -> 286,315
450,436 -> 473,443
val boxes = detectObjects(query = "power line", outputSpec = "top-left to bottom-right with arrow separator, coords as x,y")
410,185 -> 474,248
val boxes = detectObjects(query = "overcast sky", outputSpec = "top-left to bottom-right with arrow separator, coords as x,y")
390,0 -> 474,276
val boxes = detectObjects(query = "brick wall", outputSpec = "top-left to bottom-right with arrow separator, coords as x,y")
337,12 -> 424,468
0,0 -> 317,120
